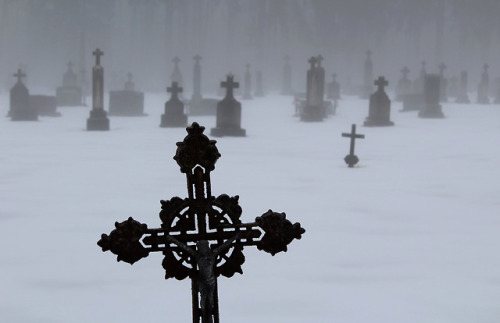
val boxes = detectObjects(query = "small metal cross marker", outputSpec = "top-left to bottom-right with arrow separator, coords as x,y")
221,74 -> 239,98
374,76 -> 388,92
13,68 -> 26,83
167,81 -> 183,98
98,122 -> 304,323
341,124 -> 365,167
92,48 -> 103,66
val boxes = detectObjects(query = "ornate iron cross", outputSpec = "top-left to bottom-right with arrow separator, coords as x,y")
97,122 -> 305,323
342,124 -> 365,168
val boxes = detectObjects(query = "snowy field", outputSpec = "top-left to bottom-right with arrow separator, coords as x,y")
1,90 -> 500,323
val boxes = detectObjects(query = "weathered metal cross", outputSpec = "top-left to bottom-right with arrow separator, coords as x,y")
13,68 -> 26,83
341,124 -> 365,168
97,122 -> 304,323
92,48 -> 103,66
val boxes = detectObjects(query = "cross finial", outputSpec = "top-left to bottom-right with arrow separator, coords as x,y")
401,66 -> 409,78
308,56 -> 317,69
167,81 -> 183,97
374,76 -> 388,91
93,48 -> 104,66
13,68 -> 26,83
221,74 -> 239,98
193,55 -> 202,64
173,56 -> 180,66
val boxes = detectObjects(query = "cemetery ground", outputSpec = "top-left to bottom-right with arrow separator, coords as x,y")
1,91 -> 500,322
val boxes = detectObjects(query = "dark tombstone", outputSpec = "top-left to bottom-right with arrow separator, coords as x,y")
211,74 -> 246,137
171,56 -> 183,89
300,56 -> 326,122
254,71 -> 264,97
447,75 -> 458,99
342,124 -> 364,168
418,74 -> 445,118
361,50 -> 373,99
364,76 -> 394,127
97,122 -> 305,323
327,73 -> 341,100
108,73 -> 145,116
30,95 -> 60,117
438,63 -> 448,102
56,61 -> 83,106
477,64 -> 490,104
395,66 -> 411,102
189,55 -> 218,116
456,71 -> 470,104
160,82 -> 187,127
9,69 -> 37,121
281,55 -> 293,95
87,48 -> 110,131
242,64 -> 252,100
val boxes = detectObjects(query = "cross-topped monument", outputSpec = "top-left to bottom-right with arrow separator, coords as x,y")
167,81 -> 183,98
221,74 -> 239,98
98,122 -> 304,322
13,68 -> 26,83
342,124 -> 365,167
93,48 -> 103,66
374,76 -> 388,92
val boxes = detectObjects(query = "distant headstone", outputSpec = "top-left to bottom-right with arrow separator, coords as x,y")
301,56 -> 326,122
87,48 -> 110,131
395,66 -> 411,101
281,55 -> 293,95
9,69 -> 37,121
418,74 -> 445,118
211,74 -> 246,137
255,71 -> 264,97
242,64 -> 253,100
108,73 -> 145,116
189,55 -> 218,116
342,124 -> 364,168
30,95 -> 60,117
56,61 -> 83,106
438,63 -> 448,102
456,71 -> 470,104
160,82 -> 188,127
361,50 -> 373,99
477,64 -> 490,104
327,73 -> 341,100
171,56 -> 183,88
364,76 -> 394,126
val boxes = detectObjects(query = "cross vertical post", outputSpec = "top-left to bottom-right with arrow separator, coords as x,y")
97,122 -> 304,323
93,48 -> 103,66
13,68 -> 26,83
341,124 -> 365,167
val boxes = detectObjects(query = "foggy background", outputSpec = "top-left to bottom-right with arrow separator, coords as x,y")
0,0 -> 499,94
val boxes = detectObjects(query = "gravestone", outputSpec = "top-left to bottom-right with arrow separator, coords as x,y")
9,69 -> 38,121
477,64 -> 490,104
395,66 -> 411,101
254,71 -> 264,97
361,50 -> 373,99
281,55 -> 293,95
364,76 -> 394,127
327,73 -> 341,100
87,48 -> 110,131
342,124 -> 364,167
108,73 -> 145,116
438,63 -> 448,102
189,55 -> 218,116
98,122 -> 304,323
300,56 -> 325,122
242,64 -> 252,100
211,74 -> 246,137
160,82 -> 187,127
56,61 -> 83,106
171,56 -> 183,89
30,95 -> 60,117
456,71 -> 470,103
418,74 -> 445,118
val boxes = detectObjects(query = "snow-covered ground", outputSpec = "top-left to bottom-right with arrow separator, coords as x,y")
1,91 -> 499,322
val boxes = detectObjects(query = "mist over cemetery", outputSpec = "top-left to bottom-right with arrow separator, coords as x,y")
2,1 -> 500,322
